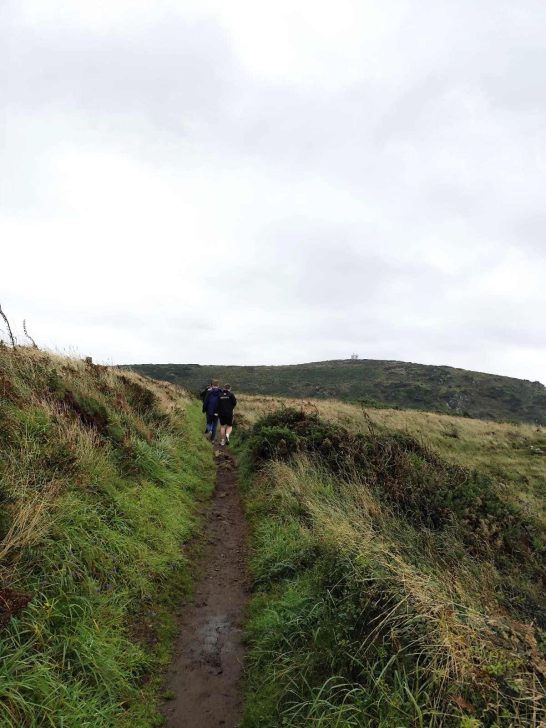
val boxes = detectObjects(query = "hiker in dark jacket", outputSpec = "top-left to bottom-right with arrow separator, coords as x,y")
203,380 -> 222,441
218,384 -> 237,446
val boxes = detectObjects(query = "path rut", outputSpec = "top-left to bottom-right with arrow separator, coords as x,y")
162,449 -> 249,728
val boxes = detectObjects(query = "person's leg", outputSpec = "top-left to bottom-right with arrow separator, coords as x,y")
211,415 -> 219,442
225,422 -> 233,444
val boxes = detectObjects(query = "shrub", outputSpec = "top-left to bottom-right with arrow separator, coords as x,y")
246,425 -> 301,462
246,410 -> 546,623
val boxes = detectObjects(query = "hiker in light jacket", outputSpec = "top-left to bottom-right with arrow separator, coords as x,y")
203,380 -> 222,442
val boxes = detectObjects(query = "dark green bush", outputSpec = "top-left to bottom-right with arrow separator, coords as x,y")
246,425 -> 301,462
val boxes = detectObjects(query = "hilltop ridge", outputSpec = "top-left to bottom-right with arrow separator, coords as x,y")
126,358 -> 546,425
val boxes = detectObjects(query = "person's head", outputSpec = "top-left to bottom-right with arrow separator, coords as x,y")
212,379 -> 219,387
224,383 -> 231,391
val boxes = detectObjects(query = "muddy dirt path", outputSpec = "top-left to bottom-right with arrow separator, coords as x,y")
162,449 -> 249,728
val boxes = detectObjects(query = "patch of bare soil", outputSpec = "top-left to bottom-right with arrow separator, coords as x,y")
162,449 -> 249,728
0,588 -> 32,627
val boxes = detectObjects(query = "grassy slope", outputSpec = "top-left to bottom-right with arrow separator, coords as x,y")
235,397 -> 546,727
126,359 -> 546,426
0,347 -> 215,728
236,395 -> 546,519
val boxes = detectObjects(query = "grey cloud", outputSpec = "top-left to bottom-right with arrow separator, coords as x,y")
1,1 -> 546,382
83,312 -> 214,333
4,14 -> 233,133
204,220 -> 454,316
509,214 -> 546,255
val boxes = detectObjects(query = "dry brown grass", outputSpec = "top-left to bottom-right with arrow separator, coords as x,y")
247,452 -> 546,725
0,346 -> 192,583
119,368 -> 191,414
237,394 -> 546,518
0,482 -> 60,574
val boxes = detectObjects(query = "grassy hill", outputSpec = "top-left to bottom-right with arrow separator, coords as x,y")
235,397 -> 546,727
3,344 -> 545,727
0,346 -> 214,727
126,359 -> 546,426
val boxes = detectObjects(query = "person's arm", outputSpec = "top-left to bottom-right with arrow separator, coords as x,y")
231,393 -> 237,408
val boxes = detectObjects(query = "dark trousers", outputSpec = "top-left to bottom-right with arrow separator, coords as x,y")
206,414 -> 219,440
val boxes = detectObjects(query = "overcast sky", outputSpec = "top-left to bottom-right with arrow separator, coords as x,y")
1,0 -> 545,382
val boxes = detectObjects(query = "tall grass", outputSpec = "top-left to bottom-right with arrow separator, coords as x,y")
238,409 -> 546,727
0,347 -> 215,727
237,394 -> 546,519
